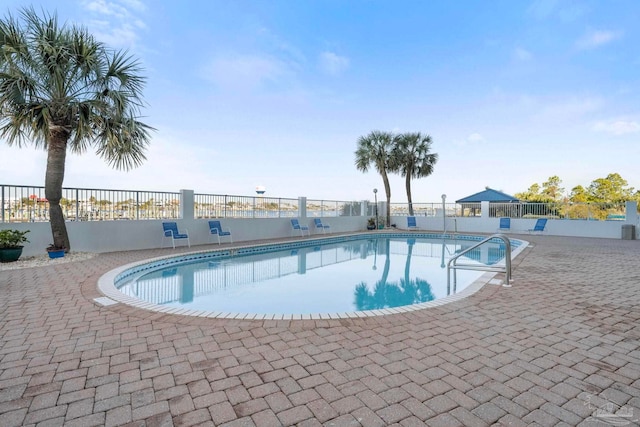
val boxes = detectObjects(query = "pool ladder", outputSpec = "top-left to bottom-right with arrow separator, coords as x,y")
447,234 -> 512,291
443,218 -> 457,237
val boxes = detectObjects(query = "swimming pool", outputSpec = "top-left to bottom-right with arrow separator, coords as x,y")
100,233 -> 526,319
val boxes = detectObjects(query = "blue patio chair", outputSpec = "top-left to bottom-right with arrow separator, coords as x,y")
528,218 -> 547,234
162,222 -> 190,249
208,220 -> 232,244
498,217 -> 511,232
314,218 -> 331,234
407,216 -> 418,230
291,218 -> 310,236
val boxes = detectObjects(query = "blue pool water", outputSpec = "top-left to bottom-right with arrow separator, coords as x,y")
114,235 -> 515,316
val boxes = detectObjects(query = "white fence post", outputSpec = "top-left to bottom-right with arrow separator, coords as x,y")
299,197 -> 307,218
180,189 -> 194,219
481,201 -> 490,219
625,201 -> 638,225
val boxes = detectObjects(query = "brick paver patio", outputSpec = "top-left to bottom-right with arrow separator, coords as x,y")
1,234 -> 639,426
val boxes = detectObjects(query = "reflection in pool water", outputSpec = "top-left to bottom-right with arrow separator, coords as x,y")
353,238 -> 436,310
115,236 -> 508,315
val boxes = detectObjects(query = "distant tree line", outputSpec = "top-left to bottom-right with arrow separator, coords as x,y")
514,174 -> 638,220
515,173 -> 638,203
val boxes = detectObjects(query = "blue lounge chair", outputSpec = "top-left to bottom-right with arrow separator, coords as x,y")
291,218 -> 309,236
407,216 -> 418,230
208,220 -> 232,244
498,217 -> 511,232
314,218 -> 330,234
162,222 -> 190,248
528,218 -> 547,234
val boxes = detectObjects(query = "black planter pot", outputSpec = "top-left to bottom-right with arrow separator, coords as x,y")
0,246 -> 24,263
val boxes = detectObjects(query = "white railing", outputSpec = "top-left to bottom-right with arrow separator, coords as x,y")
486,202 -> 627,220
306,199 -> 361,217
391,203 -> 474,217
193,195 -> 363,218
1,183 -> 633,224
390,201 -> 629,221
194,194 -> 299,218
1,184 -> 180,223
1,184 -> 365,222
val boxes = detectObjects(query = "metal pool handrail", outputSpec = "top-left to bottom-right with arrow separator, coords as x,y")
447,234 -> 512,290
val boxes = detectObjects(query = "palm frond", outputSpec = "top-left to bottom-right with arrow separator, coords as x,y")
393,132 -> 438,179
354,130 -> 395,175
94,115 -> 153,170
1,6 -> 154,165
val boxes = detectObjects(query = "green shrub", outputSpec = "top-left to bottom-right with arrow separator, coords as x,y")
0,229 -> 30,248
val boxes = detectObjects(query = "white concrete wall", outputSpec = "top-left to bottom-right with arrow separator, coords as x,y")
393,215 -> 632,239
3,216 -> 368,257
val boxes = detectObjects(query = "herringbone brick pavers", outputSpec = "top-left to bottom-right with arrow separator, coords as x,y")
2,236 -> 640,425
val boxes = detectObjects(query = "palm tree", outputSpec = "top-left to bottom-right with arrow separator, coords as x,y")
355,131 -> 395,226
392,132 -> 438,216
0,8 -> 153,251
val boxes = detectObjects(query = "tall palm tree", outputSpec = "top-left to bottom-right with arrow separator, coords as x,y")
392,132 -> 438,216
355,130 -> 395,226
0,7 -> 153,251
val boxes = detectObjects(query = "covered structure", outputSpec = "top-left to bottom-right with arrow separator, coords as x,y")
456,188 -> 520,217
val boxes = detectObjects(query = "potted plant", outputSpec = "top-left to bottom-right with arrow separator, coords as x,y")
367,218 -> 376,230
46,244 -> 66,259
0,229 -> 30,263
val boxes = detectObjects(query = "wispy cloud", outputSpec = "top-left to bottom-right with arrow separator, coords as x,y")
538,97 -> 603,118
593,119 -> 640,135
576,30 -> 622,50
453,133 -> 485,147
80,0 -> 147,48
257,27 -> 307,65
467,133 -> 485,143
319,51 -> 350,75
513,47 -> 533,61
527,0 -> 586,22
202,54 -> 295,91
119,0 -> 146,12
527,0 -> 560,19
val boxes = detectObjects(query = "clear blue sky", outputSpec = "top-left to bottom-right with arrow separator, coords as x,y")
1,0 -> 639,202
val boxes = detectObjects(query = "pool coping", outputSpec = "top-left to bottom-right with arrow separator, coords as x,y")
97,232 -> 529,320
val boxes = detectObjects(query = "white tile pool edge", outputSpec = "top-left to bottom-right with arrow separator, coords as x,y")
96,233 -> 529,320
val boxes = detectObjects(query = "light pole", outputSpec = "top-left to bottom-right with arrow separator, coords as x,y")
373,188 -> 378,230
441,194 -> 447,233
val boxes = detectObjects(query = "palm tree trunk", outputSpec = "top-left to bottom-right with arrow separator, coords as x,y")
382,171 -> 392,226
45,127 -> 71,251
406,174 -> 414,216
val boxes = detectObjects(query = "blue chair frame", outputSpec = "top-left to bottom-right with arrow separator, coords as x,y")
291,218 -> 310,236
528,218 -> 547,234
314,218 -> 330,234
162,222 -> 190,249
407,216 -> 418,230
208,220 -> 232,244
498,217 -> 511,232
